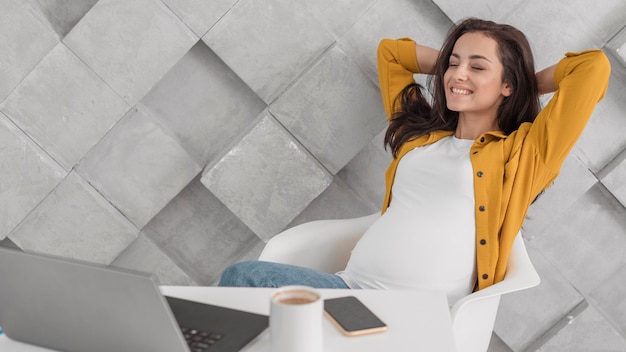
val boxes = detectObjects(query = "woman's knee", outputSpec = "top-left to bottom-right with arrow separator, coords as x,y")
218,261 -> 274,287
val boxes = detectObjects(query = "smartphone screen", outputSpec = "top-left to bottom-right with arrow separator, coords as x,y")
324,296 -> 387,336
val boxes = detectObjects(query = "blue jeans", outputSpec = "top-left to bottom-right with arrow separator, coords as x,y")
218,261 -> 350,289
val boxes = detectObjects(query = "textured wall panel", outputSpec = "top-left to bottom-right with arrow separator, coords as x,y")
303,0 -> 378,37
160,0 -> 238,37
494,243 -> 585,351
145,176 -> 264,285
32,0 -> 99,37
535,305 -> 626,352
63,0 -> 197,105
141,41 -> 266,166
530,184 -> 626,296
336,130 -> 391,210
202,113 -> 333,240
271,46 -> 387,174
338,0 -> 451,85
10,172 -> 138,264
0,0 -> 59,101
589,264 -> 626,338
0,43 -> 129,170
0,113 -> 66,238
523,154 -> 598,237
112,232 -> 197,286
202,0 -> 335,103
600,151 -> 626,208
77,106 -> 201,228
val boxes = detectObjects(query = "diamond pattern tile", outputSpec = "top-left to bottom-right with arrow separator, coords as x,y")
0,0 -> 59,101
141,41 -> 265,166
111,231 -> 197,286
1,43 -> 130,170
63,0 -> 198,105
0,113 -> 66,238
77,106 -> 201,228
10,172 -> 138,264
271,46 -> 387,174
201,113 -> 333,240
202,0 -> 335,103
159,0 -> 238,37
145,176 -> 263,285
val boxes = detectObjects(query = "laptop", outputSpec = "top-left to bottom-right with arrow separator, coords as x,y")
0,247 -> 268,352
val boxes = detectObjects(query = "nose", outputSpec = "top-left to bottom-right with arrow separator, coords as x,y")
451,65 -> 468,81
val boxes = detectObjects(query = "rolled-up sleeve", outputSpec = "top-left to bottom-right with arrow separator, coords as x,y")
377,38 -> 422,120
527,50 -> 611,174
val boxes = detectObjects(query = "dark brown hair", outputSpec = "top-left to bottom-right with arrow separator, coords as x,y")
385,18 -> 540,157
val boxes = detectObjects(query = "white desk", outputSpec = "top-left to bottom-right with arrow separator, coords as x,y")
0,286 -> 456,351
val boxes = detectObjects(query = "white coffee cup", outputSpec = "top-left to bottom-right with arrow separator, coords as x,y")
269,285 -> 323,352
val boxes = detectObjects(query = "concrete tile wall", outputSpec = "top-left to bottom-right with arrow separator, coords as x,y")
1,0 -> 625,350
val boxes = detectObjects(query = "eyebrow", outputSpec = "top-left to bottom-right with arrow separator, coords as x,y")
450,53 -> 493,63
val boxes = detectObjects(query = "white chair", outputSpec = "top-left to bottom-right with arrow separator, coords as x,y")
258,213 -> 541,352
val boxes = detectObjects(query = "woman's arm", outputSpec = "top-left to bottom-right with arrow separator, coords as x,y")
415,44 -> 439,75
528,50 -> 610,172
377,38 -> 439,119
536,64 -> 558,95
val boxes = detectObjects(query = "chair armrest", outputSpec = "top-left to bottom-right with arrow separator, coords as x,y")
258,213 -> 379,273
450,233 -> 540,352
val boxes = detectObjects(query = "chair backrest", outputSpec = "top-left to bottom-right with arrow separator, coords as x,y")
450,233 -> 540,352
259,213 -> 379,273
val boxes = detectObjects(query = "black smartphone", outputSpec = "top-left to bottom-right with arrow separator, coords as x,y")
323,296 -> 387,336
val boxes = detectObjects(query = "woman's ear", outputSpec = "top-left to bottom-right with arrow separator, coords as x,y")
502,81 -> 513,97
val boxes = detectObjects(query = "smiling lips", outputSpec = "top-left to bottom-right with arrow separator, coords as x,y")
451,87 -> 473,95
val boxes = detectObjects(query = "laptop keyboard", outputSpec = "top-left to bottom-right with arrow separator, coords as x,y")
181,327 -> 224,351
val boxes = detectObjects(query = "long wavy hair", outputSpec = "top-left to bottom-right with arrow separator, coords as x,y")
385,18 -> 540,157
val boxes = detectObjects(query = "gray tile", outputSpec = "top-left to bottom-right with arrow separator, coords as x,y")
0,43 -> 129,170
111,231 -> 196,286
589,264 -> 626,338
31,0 -> 99,37
337,129 -> 392,211
606,24 -> 626,67
141,41 -> 266,166
303,0 -> 378,37
503,1 -> 605,70
431,0 -> 525,24
487,333 -> 514,352
339,0 -> 451,85
202,0 -> 335,103
529,183 -> 626,296
201,113 -> 333,241
523,154 -> 598,238
159,0 -> 238,37
0,0 -> 59,101
271,46 -> 387,174
0,113 -> 65,238
536,304 -> 626,352
600,148 -> 626,208
63,0 -> 197,105
145,176 -> 262,285
565,0 -> 626,44
494,243 -> 585,351
77,106 -> 201,229
0,236 -> 20,250
288,177 -> 379,229
10,172 -> 139,264
575,61 -> 626,173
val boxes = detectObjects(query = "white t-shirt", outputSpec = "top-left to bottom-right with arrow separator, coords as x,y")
337,136 -> 477,305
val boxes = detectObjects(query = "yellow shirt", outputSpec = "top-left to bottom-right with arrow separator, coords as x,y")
377,38 -> 610,290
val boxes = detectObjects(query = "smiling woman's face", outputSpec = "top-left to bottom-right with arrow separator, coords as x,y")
444,32 -> 512,123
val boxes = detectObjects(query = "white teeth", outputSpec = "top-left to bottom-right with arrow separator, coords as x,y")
452,87 -> 472,95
